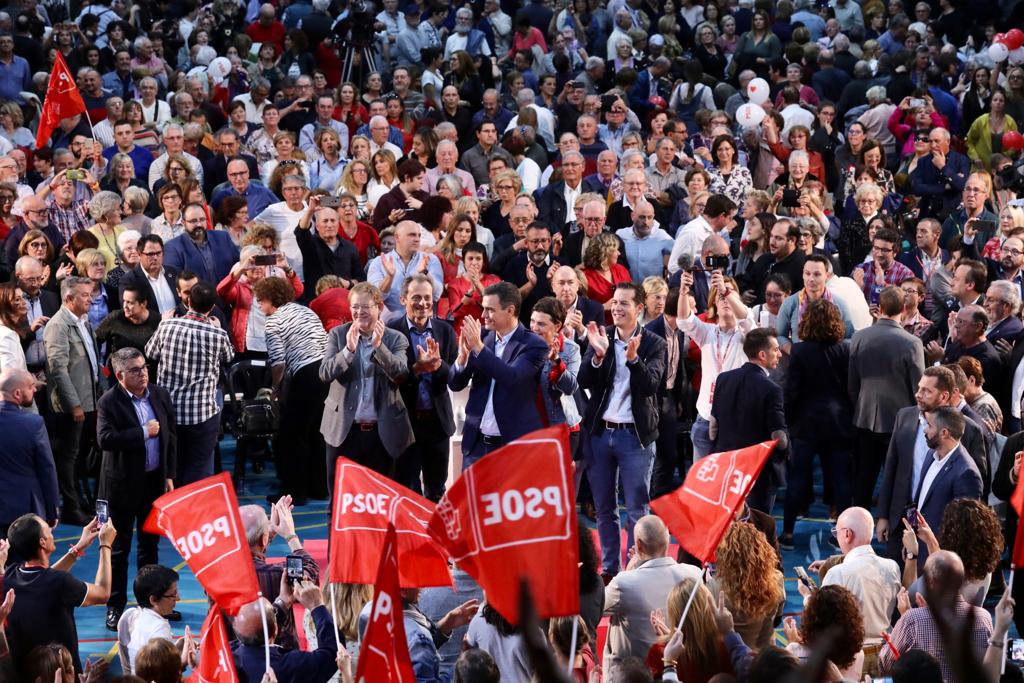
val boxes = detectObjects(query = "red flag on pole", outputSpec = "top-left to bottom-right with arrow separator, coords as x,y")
1009,461 -> 1024,567
34,51 -> 87,149
427,425 -> 579,624
143,472 -> 259,615
187,606 -> 239,683
650,441 -> 778,565
328,457 -> 451,587
355,523 -> 417,683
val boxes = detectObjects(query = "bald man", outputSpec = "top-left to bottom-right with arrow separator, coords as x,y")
231,586 -> 338,683
603,515 -> 702,679
879,550 -> 992,682
808,507 -> 900,647
0,368 -> 57,535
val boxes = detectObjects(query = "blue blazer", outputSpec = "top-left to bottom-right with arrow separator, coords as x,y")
232,605 -> 338,683
0,402 -> 59,525
909,150 -> 970,219
448,324 -> 548,456
164,231 -> 240,286
913,444 -> 983,545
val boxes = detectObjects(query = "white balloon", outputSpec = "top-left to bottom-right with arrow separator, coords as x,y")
990,42 -> 1010,63
737,103 -> 766,129
208,57 -> 232,79
1011,47 -> 1024,65
747,77 -> 770,105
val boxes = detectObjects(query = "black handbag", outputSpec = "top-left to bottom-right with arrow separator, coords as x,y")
235,388 -> 279,437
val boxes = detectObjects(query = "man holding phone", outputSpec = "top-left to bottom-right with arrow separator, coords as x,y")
96,348 -> 176,631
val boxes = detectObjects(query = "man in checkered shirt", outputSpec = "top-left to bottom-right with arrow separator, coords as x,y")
145,280 -> 233,485
878,549 -> 992,682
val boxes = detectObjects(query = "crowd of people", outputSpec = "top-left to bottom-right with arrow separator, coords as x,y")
5,0 -> 1024,680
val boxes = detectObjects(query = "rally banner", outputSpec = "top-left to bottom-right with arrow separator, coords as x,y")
650,441 -> 777,564
143,472 -> 258,615
355,523 -> 417,683
427,425 -> 578,624
328,456 -> 451,587
35,51 -> 87,149
188,605 -> 238,683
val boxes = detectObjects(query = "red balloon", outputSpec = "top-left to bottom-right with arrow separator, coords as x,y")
1003,131 -> 1024,151
995,33 -> 1007,44
1007,29 -> 1024,50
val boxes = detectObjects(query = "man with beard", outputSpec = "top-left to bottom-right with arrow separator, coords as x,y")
501,222 -> 561,324
164,203 -> 239,287
962,226 -> 1024,301
616,200 -> 674,282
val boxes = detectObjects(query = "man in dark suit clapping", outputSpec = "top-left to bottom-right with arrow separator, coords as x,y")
710,327 -> 789,514
96,347 -> 177,631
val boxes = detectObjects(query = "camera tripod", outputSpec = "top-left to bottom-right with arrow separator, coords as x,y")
340,42 -> 378,85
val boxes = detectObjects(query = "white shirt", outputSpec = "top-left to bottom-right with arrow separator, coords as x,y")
563,181 -> 582,222
147,269 -> 177,314
479,328 -> 513,437
679,313 -> 754,419
72,309 -> 99,380
233,92 -> 268,124
911,412 -> 929,495
0,325 -> 27,371
1012,354 -> 1024,419
918,442 -> 961,506
255,201 -> 306,280
600,327 -> 638,423
444,32 -> 493,61
821,544 -> 901,641
780,104 -> 816,139
369,140 -> 404,160
124,608 -> 173,673
669,215 -> 714,273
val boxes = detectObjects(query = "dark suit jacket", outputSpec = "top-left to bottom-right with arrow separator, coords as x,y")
233,604 -> 338,683
0,402 -> 59,525
448,324 -> 548,456
578,325 -> 666,447
117,265 -> 181,316
164,231 -> 240,287
294,228 -> 365,302
898,246 -> 950,280
785,340 -> 855,441
645,314 -> 688,406
912,444 -> 983,534
501,254 -> 561,324
96,384 -> 177,505
536,181 -> 571,233
388,317 -> 457,437
987,316 -> 1024,346
711,362 -> 789,486
559,230 -> 628,270
910,150 -> 970,219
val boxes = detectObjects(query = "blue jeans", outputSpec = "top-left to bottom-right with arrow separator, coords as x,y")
585,427 -> 654,575
691,416 -> 713,459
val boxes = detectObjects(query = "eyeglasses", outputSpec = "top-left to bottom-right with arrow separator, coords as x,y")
141,250 -> 163,257
872,245 -> 894,253
1001,247 -> 1024,256
28,240 -> 47,247
496,184 -> 515,190
123,366 -> 147,377
915,134 -> 930,142
26,209 -> 47,216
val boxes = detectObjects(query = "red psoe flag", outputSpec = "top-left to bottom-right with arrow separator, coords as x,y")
188,606 -> 239,683
143,472 -> 259,615
1009,460 -> 1024,567
427,425 -> 579,624
650,441 -> 777,565
328,457 -> 451,587
34,51 -> 87,149
355,523 -> 417,683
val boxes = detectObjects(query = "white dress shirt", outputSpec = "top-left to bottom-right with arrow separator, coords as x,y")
147,269 -> 177,314
821,544 -> 901,641
917,441 -> 961,506
600,327 -> 639,423
563,181 -> 582,223
478,329 -> 513,437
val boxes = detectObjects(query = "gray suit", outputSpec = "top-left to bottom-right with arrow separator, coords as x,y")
848,319 -> 925,433
43,305 -> 101,518
603,557 -> 703,678
319,323 -> 414,456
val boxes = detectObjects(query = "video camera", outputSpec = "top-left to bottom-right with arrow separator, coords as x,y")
333,0 -> 376,48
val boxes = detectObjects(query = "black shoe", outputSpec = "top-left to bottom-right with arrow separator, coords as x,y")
166,610 -> 182,622
779,533 -> 795,551
106,607 -> 122,631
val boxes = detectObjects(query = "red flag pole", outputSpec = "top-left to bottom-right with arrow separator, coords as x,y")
258,591 -> 271,673
566,617 -> 578,679
675,564 -> 708,630
1004,569 -> 1015,676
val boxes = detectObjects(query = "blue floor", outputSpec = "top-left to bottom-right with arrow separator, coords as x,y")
64,437 -> 1009,670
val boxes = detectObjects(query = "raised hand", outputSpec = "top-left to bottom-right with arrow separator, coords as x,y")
625,334 -> 641,362
371,319 -> 386,349
346,321 -> 361,353
462,315 -> 483,352
586,322 -> 609,358
381,253 -> 396,277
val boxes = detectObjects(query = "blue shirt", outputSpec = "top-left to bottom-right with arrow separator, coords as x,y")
366,251 -> 444,322
87,288 -> 109,339
308,156 -> 347,192
616,226 -> 674,282
126,387 -> 160,472
211,182 -> 278,217
0,55 -> 31,104
102,144 -> 153,182
407,318 -> 434,410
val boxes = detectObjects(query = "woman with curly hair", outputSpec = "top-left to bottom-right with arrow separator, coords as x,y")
782,298 -> 855,549
647,578 -> 733,681
901,497 -> 1004,605
581,233 -> 632,320
707,521 -> 785,650
783,585 -> 865,678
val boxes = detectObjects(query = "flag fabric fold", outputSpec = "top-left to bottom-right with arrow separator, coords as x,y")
35,51 -> 87,149
187,605 -> 239,683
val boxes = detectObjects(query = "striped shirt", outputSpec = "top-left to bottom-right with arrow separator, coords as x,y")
265,303 -> 327,375
144,313 -> 233,425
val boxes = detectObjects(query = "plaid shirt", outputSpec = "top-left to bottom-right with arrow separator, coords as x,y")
46,196 -> 92,245
879,598 -> 992,682
860,259 -> 915,305
144,313 -> 234,425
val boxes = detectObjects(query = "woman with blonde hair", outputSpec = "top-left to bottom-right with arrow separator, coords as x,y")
348,134 -> 372,162
454,196 -> 496,257
367,148 -> 399,207
581,233 -> 632,319
482,169 -> 522,238
76,247 -> 119,332
981,204 -> 1024,259
87,191 -> 128,273
647,578 -> 733,681
304,582 -> 373,680
707,521 -> 785,650
262,131 -> 310,186
338,159 -> 372,220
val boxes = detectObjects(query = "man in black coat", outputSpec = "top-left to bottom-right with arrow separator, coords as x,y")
551,264 -> 604,356
646,290 -> 690,499
710,327 -> 789,514
388,274 -> 457,502
536,150 -> 586,235
117,235 -> 181,317
501,223 -> 562,324
294,205 -> 365,303
96,347 -> 177,631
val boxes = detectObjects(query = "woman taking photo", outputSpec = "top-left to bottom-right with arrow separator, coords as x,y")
581,233 -> 632,318
367,149 -> 399,208
338,160 -> 373,220
966,87 -> 1018,171
215,195 -> 250,247
150,184 -> 186,242
888,96 -> 945,160
707,521 -> 785,650
87,191 -> 128,274
482,169 -> 521,239
782,298 -> 854,549
447,242 -> 500,333
708,135 -> 753,213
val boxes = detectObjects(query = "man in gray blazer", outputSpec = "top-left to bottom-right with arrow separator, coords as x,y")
319,282 -> 414,489
848,286 -> 925,509
44,277 -> 102,526
603,515 -> 702,680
